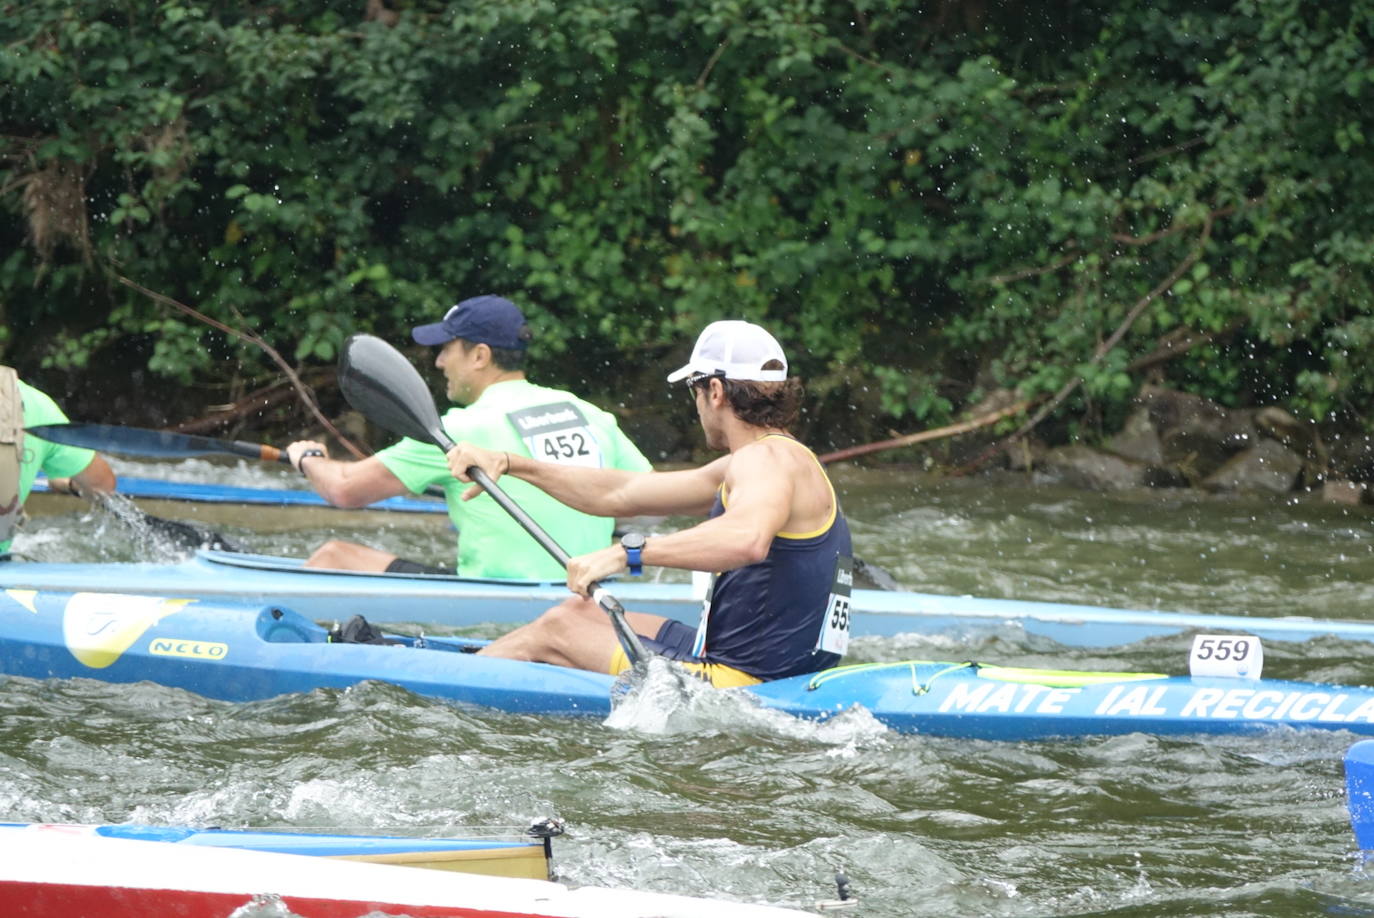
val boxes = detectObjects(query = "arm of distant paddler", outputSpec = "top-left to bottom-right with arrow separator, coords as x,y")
67,453 -> 117,496
287,441 -> 408,509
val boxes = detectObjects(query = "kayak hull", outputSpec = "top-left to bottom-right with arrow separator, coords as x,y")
0,830 -> 812,918
8,549 -> 1374,649
5,588 -> 1374,740
1347,740 -> 1374,851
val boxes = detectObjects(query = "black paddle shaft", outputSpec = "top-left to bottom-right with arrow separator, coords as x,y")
27,421 -> 448,500
337,334 -> 649,667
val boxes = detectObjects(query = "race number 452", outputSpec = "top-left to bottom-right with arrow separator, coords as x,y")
1188,634 -> 1264,680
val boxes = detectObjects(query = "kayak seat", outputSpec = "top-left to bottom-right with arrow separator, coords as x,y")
256,606 -> 329,644
328,614 -> 403,646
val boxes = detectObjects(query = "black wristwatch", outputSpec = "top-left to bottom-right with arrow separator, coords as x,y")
620,532 -> 646,576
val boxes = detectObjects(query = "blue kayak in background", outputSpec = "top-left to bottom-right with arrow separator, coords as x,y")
8,549 -> 1374,649
34,474 -> 446,514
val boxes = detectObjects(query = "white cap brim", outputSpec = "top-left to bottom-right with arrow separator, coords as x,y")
665,364 -> 697,383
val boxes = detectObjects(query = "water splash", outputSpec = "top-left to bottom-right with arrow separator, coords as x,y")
604,657 -> 889,747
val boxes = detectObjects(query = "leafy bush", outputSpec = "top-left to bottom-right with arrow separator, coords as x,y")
2,0 -> 1371,444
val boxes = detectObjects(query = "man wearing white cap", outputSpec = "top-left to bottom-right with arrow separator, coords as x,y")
445,320 -> 854,685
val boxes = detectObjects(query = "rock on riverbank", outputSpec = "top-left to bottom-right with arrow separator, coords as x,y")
1004,385 -> 1369,503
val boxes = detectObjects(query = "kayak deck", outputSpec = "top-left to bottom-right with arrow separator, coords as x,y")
10,548 -> 1374,649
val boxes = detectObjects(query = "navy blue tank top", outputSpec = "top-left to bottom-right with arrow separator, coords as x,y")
693,436 -> 853,680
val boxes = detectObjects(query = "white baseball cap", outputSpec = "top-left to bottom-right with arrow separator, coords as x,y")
665,320 -> 789,383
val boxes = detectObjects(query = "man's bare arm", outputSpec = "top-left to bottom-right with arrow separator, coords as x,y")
562,445 -> 794,593
286,441 -> 408,508
447,443 -> 724,518
69,454 -> 116,495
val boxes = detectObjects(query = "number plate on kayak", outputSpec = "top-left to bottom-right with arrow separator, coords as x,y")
1189,634 -> 1263,680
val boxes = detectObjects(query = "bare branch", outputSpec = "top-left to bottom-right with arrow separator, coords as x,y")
818,399 -> 1035,464
981,249 -> 1081,287
956,212 -> 1217,475
114,274 -> 368,459
695,37 -> 732,90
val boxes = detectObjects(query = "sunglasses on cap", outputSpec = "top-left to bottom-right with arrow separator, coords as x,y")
683,370 -> 726,392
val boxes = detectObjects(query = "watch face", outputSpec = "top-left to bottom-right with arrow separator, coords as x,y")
621,532 -> 646,549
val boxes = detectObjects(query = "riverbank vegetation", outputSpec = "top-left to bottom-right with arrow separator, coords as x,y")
3,0 -> 1371,467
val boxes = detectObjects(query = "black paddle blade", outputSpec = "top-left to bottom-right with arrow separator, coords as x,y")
94,493 -> 243,555
338,334 -> 454,450
27,423 -> 203,458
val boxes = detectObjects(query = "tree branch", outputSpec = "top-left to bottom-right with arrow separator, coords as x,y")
114,274 -> 368,458
981,249 -> 1081,287
818,398 -> 1035,464
955,212 -> 1216,475
695,37 -> 732,90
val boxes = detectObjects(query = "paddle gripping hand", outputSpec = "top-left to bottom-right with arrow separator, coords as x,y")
565,544 -> 629,598
285,440 -> 328,473
444,443 -> 509,501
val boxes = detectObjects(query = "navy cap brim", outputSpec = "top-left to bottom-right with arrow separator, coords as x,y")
411,322 -> 455,346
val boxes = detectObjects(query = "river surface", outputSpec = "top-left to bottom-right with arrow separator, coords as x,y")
7,459 -> 1374,917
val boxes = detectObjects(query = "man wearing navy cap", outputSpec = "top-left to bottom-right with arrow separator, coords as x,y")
285,295 -> 651,579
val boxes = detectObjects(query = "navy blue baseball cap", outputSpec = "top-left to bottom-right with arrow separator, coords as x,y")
411,295 -> 531,350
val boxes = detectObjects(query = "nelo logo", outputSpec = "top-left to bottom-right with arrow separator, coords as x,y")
148,638 -> 228,660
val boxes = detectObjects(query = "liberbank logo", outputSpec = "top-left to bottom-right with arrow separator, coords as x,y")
149,638 -> 228,661
508,402 -> 586,433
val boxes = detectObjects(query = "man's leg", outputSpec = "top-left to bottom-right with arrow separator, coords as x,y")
304,540 -> 398,572
477,596 -> 667,673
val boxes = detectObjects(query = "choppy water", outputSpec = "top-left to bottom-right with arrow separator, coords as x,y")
8,458 -> 1374,917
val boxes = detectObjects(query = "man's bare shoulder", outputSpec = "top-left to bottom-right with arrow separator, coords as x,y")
743,434 -> 812,459
725,435 -> 812,477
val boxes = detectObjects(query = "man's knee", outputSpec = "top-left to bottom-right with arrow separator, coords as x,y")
533,597 -> 600,638
305,540 -> 395,572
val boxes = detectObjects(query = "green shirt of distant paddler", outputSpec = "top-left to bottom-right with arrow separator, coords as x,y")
2,377 -> 118,554
378,377 -> 651,580
284,295 -> 651,580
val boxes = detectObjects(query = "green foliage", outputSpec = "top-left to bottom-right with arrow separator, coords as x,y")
2,0 -> 1373,440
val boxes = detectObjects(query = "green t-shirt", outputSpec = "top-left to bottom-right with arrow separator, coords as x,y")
377,379 -> 651,580
2,381 -> 98,552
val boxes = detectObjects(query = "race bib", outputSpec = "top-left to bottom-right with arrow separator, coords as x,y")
815,555 -> 853,657
1189,634 -> 1263,679
506,402 -> 604,468
690,572 -> 716,658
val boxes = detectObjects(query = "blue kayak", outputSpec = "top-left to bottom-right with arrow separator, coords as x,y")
34,474 -> 446,514
1347,740 -> 1374,852
8,548 -> 1374,649
5,587 -> 1374,741
0,822 -> 553,878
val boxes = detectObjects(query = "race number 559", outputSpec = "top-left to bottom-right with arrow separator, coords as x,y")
1188,634 -> 1264,680
815,555 -> 853,657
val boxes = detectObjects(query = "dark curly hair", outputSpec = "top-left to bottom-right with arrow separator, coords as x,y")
718,371 -> 802,430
